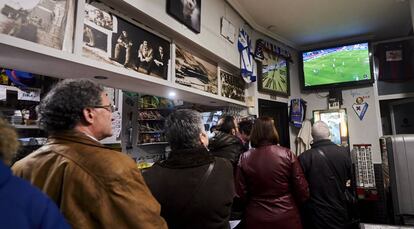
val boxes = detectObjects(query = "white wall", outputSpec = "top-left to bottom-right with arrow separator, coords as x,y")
289,83 -> 382,163
110,0 -> 299,116
115,0 -> 244,67
115,1 -> 386,161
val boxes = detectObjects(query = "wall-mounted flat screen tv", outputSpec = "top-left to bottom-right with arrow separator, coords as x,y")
300,42 -> 374,90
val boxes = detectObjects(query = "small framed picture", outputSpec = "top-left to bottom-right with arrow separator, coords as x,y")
175,45 -> 217,94
220,69 -> 245,102
167,0 -> 201,33
257,49 -> 290,97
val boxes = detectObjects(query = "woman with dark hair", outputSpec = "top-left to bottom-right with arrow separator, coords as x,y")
235,117 -> 309,229
209,115 -> 244,166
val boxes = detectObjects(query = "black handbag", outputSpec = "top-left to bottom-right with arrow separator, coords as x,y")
318,149 -> 360,228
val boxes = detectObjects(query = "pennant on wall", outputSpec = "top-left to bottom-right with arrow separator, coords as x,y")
352,97 -> 368,120
238,28 -> 256,83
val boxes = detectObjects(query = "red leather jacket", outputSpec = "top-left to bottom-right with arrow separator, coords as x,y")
235,144 -> 309,229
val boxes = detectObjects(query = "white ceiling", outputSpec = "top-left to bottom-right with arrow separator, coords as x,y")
227,0 -> 413,49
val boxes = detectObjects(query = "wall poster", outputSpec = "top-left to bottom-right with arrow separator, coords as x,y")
0,0 -> 75,51
175,45 -> 217,94
313,108 -> 349,147
82,2 -> 170,80
220,69 -> 245,102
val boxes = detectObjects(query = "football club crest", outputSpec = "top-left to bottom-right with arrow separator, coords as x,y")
352,97 -> 368,120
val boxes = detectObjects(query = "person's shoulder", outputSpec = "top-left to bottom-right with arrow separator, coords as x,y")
12,144 -> 67,172
87,147 -> 138,175
7,175 -> 70,228
298,147 -> 317,163
6,174 -> 53,210
268,144 -> 292,155
214,156 -> 233,170
49,142 -> 138,179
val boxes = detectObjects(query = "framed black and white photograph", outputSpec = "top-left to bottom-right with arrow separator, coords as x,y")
257,49 -> 290,96
0,0 -> 76,51
82,3 -> 170,80
167,0 -> 201,33
175,45 -> 217,94
220,69 -> 245,102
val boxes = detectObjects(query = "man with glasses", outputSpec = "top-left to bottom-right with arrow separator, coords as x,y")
12,79 -> 167,229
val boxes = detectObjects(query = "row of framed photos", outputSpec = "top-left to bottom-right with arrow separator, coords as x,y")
0,0 -> 290,99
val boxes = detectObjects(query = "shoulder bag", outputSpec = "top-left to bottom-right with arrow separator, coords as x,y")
318,149 -> 359,229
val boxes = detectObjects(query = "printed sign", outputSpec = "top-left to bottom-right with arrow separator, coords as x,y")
0,86 -> 6,101
17,88 -> 41,102
112,111 -> 122,138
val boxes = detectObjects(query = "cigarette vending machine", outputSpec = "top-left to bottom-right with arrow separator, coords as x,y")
380,135 -> 414,226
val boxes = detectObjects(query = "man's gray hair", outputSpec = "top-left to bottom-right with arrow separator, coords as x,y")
165,109 -> 204,150
37,79 -> 104,132
311,121 -> 331,141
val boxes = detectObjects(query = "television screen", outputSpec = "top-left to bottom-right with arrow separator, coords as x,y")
301,42 -> 373,90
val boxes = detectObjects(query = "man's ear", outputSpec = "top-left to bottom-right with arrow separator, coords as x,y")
82,108 -> 95,125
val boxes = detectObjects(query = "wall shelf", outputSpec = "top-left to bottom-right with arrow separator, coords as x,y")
13,124 -> 40,129
139,131 -> 164,134
137,142 -> 168,146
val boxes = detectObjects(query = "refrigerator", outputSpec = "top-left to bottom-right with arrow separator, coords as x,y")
380,135 -> 414,225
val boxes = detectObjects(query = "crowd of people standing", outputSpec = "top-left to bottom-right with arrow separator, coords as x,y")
0,79 -> 354,229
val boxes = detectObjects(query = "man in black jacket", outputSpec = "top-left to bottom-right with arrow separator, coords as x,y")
143,109 -> 234,229
298,121 -> 352,229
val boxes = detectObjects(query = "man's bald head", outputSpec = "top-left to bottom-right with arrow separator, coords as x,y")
312,121 -> 331,141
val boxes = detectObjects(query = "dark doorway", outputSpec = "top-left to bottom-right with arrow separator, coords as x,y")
258,99 -> 290,148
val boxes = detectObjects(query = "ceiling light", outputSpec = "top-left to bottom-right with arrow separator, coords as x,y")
94,76 -> 108,80
168,91 -> 176,98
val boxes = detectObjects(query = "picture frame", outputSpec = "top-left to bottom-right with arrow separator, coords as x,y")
166,0 -> 201,33
175,45 -> 217,94
219,69 -> 245,102
82,2 -> 170,80
0,0 -> 76,51
313,108 -> 349,147
257,50 -> 290,97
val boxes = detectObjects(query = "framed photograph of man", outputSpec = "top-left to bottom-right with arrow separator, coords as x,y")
167,0 -> 201,33
313,108 -> 349,147
257,50 -> 290,97
220,69 -> 245,102
175,45 -> 217,94
82,2 -> 170,80
0,0 -> 75,51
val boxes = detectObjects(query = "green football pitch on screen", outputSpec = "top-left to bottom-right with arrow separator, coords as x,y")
303,50 -> 370,86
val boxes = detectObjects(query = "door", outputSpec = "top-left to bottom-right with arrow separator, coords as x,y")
258,99 -> 290,148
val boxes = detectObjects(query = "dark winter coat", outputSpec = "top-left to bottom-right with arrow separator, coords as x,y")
235,143 -> 309,229
143,147 -> 234,229
209,131 -> 245,165
298,139 -> 352,229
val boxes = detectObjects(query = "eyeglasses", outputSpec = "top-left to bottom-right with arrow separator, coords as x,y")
91,104 -> 116,113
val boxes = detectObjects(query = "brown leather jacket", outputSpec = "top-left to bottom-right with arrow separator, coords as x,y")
235,144 -> 309,229
12,130 -> 167,229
